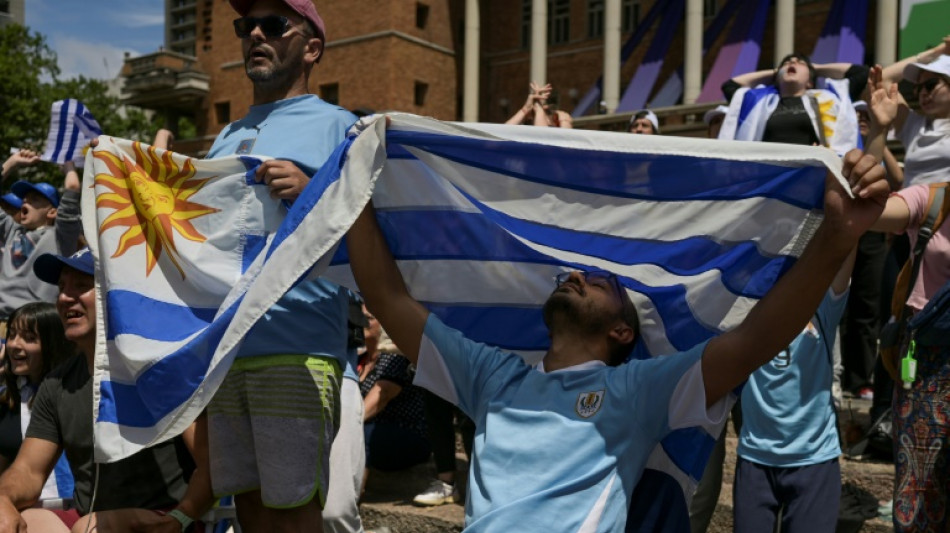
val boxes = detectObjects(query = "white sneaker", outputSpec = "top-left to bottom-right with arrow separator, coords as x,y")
412,479 -> 455,506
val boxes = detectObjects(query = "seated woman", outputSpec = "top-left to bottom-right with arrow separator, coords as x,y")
0,302 -> 76,530
359,307 -> 430,490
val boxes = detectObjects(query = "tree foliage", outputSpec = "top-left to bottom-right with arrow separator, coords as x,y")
0,24 -> 161,186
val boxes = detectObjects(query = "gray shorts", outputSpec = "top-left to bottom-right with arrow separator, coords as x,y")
208,354 -> 341,508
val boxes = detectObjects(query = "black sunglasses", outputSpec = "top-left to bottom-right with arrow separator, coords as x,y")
915,77 -> 946,96
233,15 -> 292,39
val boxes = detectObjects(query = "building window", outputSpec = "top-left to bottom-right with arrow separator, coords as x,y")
214,102 -> 230,125
549,0 -> 570,45
414,81 -> 429,106
521,0 -> 531,49
0,1 -> 9,14
622,0 -> 640,33
704,0 -> 717,18
320,83 -> 339,105
416,3 -> 430,29
588,0 -> 604,39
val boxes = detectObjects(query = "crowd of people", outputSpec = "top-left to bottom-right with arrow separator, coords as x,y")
0,0 -> 947,531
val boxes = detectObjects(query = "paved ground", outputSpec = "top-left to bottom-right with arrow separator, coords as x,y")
359,396 -> 895,532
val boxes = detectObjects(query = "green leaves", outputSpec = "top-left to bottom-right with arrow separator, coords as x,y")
0,24 -> 162,187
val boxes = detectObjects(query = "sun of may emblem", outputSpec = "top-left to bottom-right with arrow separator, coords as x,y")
94,142 -> 220,278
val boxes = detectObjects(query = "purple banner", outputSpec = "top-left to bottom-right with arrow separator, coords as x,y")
617,0 -> 686,112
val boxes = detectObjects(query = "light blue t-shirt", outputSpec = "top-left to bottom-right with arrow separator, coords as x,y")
206,95 -> 358,377
738,289 -> 847,467
414,315 -> 724,533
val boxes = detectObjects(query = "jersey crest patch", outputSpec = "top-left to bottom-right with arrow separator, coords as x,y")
575,390 -> 605,418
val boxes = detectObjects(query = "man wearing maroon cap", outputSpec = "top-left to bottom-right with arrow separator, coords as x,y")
206,1 -> 360,532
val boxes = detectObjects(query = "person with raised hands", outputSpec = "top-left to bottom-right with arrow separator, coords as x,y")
342,117 -> 890,531
0,158 -> 82,331
868,58 -> 950,532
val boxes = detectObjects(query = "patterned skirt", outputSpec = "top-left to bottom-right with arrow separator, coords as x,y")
893,343 -> 950,533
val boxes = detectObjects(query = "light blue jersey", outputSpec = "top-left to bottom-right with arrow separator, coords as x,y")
738,289 -> 847,467
207,95 -> 359,377
414,315 -> 725,532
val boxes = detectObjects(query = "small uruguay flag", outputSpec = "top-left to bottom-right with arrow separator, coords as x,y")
42,99 -> 103,167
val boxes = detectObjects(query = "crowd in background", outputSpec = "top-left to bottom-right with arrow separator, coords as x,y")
0,1 -> 947,531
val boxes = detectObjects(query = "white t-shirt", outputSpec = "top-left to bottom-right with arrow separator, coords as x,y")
898,110 -> 950,187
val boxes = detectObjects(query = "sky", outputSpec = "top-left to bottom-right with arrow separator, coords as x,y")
25,0 -> 165,81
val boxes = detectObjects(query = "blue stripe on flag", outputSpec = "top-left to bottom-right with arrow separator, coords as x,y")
386,131 -> 826,209
267,137 -> 353,261
242,233 -> 268,274
369,208 -> 795,299
386,144 -> 418,160
50,100 -> 71,163
97,298 -> 242,426
105,290 -> 217,341
64,115 -> 81,162
426,304 -> 549,351
53,453 -> 74,498
738,87 -> 778,129
660,427 -> 718,480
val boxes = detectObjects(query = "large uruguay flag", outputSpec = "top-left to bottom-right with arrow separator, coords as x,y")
84,114 -> 844,516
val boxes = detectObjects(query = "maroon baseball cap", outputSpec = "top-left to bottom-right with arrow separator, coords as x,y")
229,0 -> 326,43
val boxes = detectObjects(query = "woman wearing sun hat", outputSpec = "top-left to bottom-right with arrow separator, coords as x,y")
877,36 -> 950,533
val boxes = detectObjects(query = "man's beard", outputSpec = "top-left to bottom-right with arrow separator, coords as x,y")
542,290 -> 616,336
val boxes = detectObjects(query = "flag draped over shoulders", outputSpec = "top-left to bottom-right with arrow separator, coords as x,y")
84,115 -> 845,515
718,79 -> 859,155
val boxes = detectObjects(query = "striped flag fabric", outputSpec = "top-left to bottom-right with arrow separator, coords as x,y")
85,114 -> 844,519
42,99 -> 103,166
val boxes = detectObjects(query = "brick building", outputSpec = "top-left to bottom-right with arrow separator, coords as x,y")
122,0 -> 896,154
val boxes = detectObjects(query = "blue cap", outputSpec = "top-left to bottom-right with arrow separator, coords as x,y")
11,181 -> 59,208
0,193 -> 22,210
33,247 -> 94,285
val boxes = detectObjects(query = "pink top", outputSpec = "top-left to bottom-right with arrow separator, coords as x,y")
894,184 -> 950,312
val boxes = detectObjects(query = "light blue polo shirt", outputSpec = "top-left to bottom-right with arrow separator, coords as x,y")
738,289 -> 847,467
206,95 -> 359,378
414,314 -> 726,532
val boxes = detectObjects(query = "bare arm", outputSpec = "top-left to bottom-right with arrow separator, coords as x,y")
1,150 -> 40,182
151,129 -> 174,151
702,149 -> 889,407
174,414 -> 214,521
729,69 -> 775,88
831,247 -> 858,296
345,202 -> 430,364
871,195 -> 911,234
813,62 -> 856,79
363,380 -> 403,421
883,146 -> 904,191
62,161 -> 80,192
0,437 -> 60,515
505,82 -> 551,126
881,36 -> 950,84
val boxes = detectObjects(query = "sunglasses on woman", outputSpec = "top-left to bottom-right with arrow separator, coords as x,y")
915,77 -> 947,97
233,15 -> 292,39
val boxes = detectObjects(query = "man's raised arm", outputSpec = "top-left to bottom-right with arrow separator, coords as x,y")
346,201 -> 430,364
701,66 -> 894,407
701,151 -> 887,407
